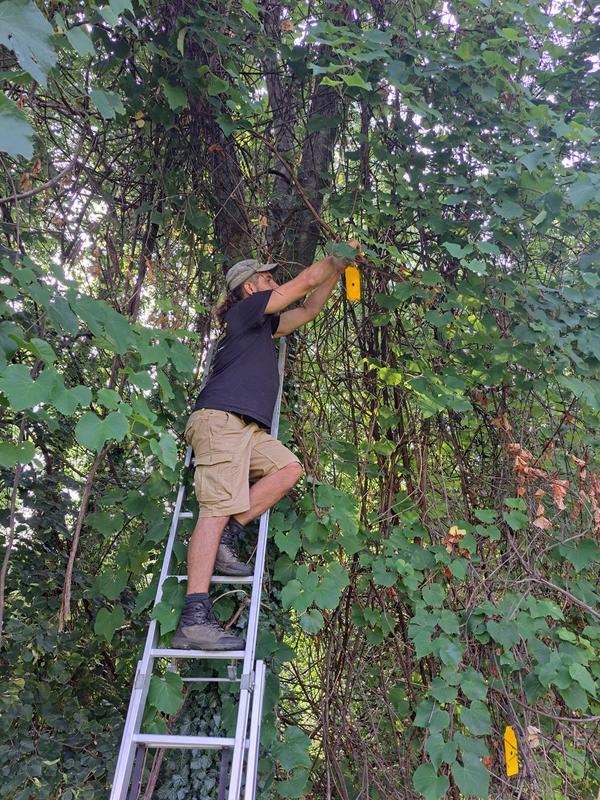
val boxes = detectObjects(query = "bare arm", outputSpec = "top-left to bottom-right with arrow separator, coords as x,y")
264,251 -> 354,315
274,270 -> 340,336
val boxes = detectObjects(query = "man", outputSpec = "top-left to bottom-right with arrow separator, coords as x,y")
172,242 -> 359,650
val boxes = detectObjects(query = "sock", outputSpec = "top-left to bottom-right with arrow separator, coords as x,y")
185,591 -> 209,605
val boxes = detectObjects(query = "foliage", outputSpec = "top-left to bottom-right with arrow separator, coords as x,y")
1,0 -> 599,798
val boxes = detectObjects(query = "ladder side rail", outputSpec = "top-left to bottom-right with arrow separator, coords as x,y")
110,448 -> 190,800
110,341 -> 216,800
228,339 -> 287,800
243,660 -> 267,800
138,338 -> 218,671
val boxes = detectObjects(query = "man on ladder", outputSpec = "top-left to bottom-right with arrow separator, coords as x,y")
172,242 -> 360,651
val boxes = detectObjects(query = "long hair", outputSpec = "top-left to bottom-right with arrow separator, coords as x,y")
213,273 -> 260,325
214,285 -> 245,325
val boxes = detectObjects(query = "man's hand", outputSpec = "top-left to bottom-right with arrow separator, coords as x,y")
328,239 -> 361,272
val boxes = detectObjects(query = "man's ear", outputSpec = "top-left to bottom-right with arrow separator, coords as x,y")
243,280 -> 256,296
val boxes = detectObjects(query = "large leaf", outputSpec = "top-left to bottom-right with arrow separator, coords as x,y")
0,0 -> 56,86
0,92 -> 34,158
275,726 -> 311,771
94,606 -> 125,643
0,440 -> 36,467
451,753 -> 490,799
147,671 -> 183,715
412,764 -> 450,800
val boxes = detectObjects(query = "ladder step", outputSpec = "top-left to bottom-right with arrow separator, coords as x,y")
179,511 -> 194,519
168,574 -> 254,584
132,734 -> 235,750
151,648 -> 245,660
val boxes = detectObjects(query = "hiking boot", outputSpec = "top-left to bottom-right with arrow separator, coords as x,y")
215,519 -> 253,577
171,594 -> 245,651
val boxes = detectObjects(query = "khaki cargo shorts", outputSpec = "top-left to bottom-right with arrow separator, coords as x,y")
185,409 -> 301,517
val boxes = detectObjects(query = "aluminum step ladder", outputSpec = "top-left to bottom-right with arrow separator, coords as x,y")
110,338 -> 287,800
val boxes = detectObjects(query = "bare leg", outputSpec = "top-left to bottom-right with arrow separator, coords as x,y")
187,515 -> 228,594
234,462 -> 302,526
186,462 -> 302,594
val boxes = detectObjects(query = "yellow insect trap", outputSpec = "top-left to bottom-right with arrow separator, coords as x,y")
345,264 -> 361,301
504,725 -> 519,776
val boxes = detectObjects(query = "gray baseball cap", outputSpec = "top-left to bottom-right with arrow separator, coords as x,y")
225,258 -> 278,291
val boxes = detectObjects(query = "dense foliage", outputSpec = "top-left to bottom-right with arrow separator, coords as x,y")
1,0 -> 599,798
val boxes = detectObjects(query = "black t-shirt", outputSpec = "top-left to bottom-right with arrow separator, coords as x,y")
194,291 -> 280,428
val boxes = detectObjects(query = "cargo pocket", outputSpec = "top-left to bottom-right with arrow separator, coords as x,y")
194,451 -> 235,506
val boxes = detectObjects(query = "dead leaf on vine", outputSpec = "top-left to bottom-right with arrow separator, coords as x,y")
526,725 -> 541,749
551,479 -> 569,511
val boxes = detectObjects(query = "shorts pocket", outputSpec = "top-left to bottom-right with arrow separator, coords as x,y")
194,451 -> 235,506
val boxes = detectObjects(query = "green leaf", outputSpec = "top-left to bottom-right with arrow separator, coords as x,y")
474,509 -> 497,523
422,583 -> 445,607
313,563 -> 349,609
65,25 -> 96,56
442,241 -> 473,259
426,733 -> 458,769
75,410 -> 128,452
52,384 -> 92,416
451,753 -> 490,799
90,88 -> 125,120
569,663 -> 597,696
206,73 -> 229,95
459,668 -> 488,701
152,600 -> 182,635
493,198 -> 524,220
0,92 -> 34,158
460,701 -> 492,736
159,80 -> 187,111
147,671 -> 183,715
0,440 -> 36,467
412,764 -> 450,800
275,527 -> 302,559
169,339 -> 196,373
0,0 -> 56,87
92,570 -> 128,601
276,768 -> 311,798
456,42 -> 473,61
486,619 -> 520,650
149,432 -> 177,469
94,605 -> 125,643
0,363 -> 50,410
429,677 -> 458,704
340,72 -> 372,90
502,509 -> 529,531
568,177 -> 596,209
299,609 -> 324,634
276,726 -> 311,770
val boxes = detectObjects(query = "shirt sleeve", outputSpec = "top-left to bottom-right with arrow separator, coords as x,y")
234,290 -> 273,330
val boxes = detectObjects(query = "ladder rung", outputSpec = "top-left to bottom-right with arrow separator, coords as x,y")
179,511 -> 194,519
132,734 -> 235,749
168,574 -> 254,584
151,648 -> 245,660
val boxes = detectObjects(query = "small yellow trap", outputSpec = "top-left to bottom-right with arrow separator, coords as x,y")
345,264 -> 361,301
504,725 -> 519,776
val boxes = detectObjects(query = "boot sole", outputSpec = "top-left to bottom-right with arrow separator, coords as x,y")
214,562 -> 254,577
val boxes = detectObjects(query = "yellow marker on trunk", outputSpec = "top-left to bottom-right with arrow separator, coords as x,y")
345,264 -> 361,301
504,725 -> 519,776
